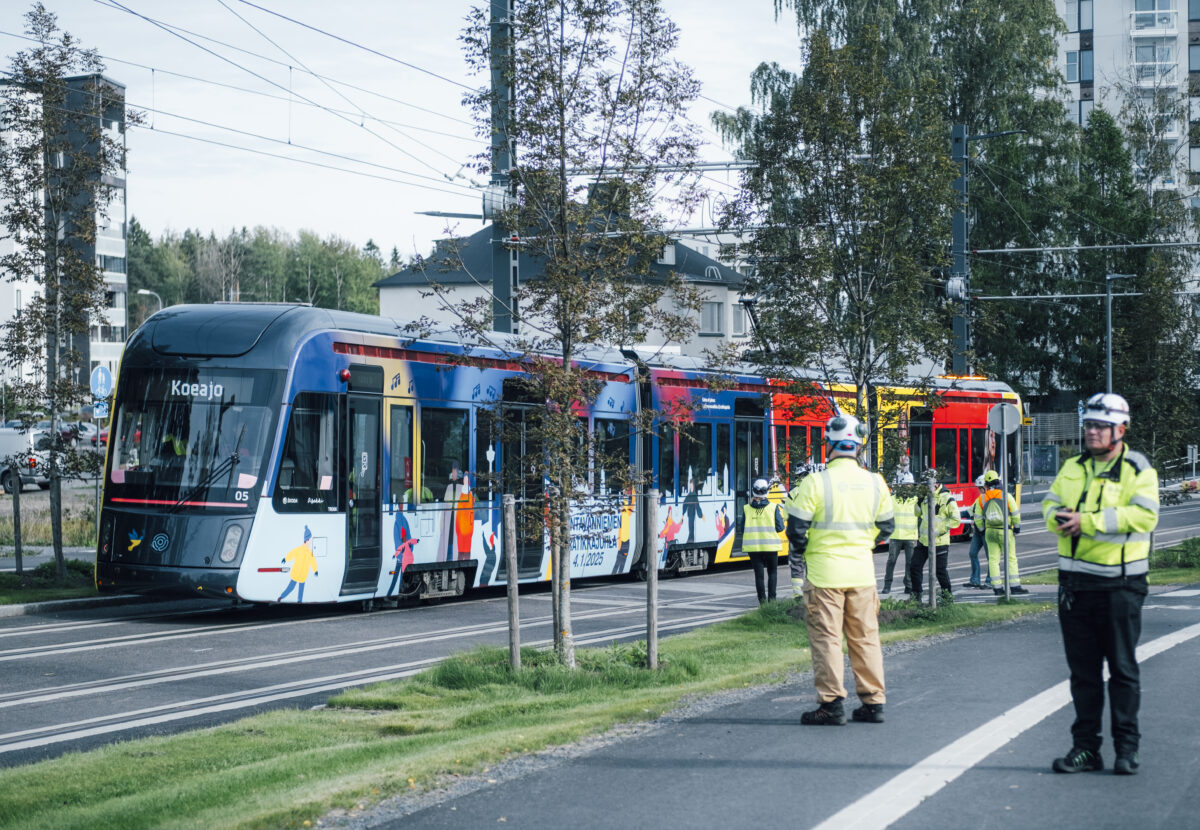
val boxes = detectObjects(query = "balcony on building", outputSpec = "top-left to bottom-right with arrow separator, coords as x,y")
1130,9 -> 1178,37
1134,60 -> 1180,88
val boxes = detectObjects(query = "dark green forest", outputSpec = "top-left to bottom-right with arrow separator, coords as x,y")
125,217 -> 397,326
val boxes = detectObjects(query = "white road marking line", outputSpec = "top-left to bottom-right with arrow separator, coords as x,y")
1160,589 -> 1200,597
812,620 -> 1200,830
0,608 -> 743,753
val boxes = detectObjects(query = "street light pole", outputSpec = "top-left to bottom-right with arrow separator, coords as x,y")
136,288 -> 162,319
1106,273 -> 1134,394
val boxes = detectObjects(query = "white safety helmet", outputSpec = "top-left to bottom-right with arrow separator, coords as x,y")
1083,393 -> 1130,426
751,478 -> 770,497
898,472 -> 915,485
974,475 -> 985,488
826,413 -> 868,452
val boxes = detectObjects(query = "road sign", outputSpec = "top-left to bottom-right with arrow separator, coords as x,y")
90,366 -> 113,398
94,400 -> 110,420
987,403 -> 1021,436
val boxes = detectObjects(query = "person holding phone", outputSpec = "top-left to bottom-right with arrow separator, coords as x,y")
1042,393 -> 1159,777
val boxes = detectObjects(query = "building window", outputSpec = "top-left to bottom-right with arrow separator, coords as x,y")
1192,0 -> 1200,20
14,289 -> 21,311
1066,0 -> 1078,31
1191,44 -> 1200,73
732,302 -> 748,337
1079,0 -> 1092,29
1190,146 -> 1200,170
1079,98 -> 1094,126
1067,52 -> 1079,83
700,301 -> 724,335
97,254 -> 126,274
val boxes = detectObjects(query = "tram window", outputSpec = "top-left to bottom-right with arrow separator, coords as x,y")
773,425 -> 787,479
716,423 -> 730,494
594,418 -> 631,496
474,408 -> 500,501
957,429 -> 969,483
275,392 -> 340,513
420,407 -> 469,502
908,409 -> 932,477
658,427 -> 676,497
934,428 -> 956,483
389,405 -> 417,503
678,422 -> 712,495
970,428 -> 987,480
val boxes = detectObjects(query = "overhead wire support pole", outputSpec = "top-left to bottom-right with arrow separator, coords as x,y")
949,127 -> 1026,375
488,0 -> 516,334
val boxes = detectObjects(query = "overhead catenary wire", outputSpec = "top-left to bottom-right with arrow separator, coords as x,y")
93,0 -> 462,179
234,0 -> 473,91
0,29 -> 478,133
214,0 -> 466,171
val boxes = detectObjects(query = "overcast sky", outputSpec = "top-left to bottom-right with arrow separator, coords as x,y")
1,1 -> 803,262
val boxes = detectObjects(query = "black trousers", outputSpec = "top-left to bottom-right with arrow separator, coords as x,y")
1059,586 -> 1145,756
909,544 -> 950,595
747,551 -> 778,603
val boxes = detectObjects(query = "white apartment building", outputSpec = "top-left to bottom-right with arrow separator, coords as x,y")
1059,0 -> 1199,193
0,73 -> 128,399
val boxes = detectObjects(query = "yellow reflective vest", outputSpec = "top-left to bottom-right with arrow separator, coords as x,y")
916,485 -> 961,547
1042,446 -> 1159,580
891,495 -> 919,541
741,501 -> 784,553
784,457 -> 895,588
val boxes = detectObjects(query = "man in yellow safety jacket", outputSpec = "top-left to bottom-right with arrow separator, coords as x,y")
1043,392 -> 1158,777
909,479 -> 961,600
786,413 -> 894,726
739,477 -> 785,603
978,469 -> 1028,595
882,472 -> 918,594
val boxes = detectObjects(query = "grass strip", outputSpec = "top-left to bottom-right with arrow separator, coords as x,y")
1021,536 -> 1200,586
0,597 -> 1050,830
0,558 -> 96,604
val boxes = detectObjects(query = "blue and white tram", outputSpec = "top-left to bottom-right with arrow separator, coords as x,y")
96,303 -> 667,604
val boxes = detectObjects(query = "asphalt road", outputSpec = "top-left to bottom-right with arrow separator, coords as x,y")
1,499 -> 1198,781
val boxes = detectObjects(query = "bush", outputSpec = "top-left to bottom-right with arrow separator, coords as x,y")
1151,538 -> 1200,569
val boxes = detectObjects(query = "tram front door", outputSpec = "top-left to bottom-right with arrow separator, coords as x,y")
498,405 -> 547,579
342,393 -> 382,593
733,414 -> 765,551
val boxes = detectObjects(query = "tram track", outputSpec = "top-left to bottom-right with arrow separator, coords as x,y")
0,605 -> 744,755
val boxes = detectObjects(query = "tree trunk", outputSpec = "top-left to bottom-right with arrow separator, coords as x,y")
50,472 -> 65,581
557,498 -> 575,667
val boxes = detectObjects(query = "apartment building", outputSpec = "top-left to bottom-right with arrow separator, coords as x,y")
1059,0 -> 1199,192
0,73 -> 128,393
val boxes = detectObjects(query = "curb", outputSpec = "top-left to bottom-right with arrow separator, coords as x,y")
0,593 -> 143,618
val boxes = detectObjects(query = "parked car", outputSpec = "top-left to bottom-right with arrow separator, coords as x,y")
93,426 -> 110,447
0,427 -> 51,493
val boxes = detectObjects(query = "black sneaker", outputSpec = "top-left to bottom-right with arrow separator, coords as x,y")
1052,747 -> 1104,773
852,703 -> 885,723
1114,753 -> 1140,775
801,698 -> 846,726
994,588 -> 1005,596
1011,586 -> 1030,594
881,586 -> 891,595
961,581 -> 979,589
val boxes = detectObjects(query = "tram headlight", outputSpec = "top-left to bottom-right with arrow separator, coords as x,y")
218,525 -> 244,563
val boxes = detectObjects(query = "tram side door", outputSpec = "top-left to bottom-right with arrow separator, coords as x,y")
497,405 -> 546,578
733,417 -> 765,551
342,392 -> 382,593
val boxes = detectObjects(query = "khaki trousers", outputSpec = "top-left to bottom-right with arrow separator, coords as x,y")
803,584 -> 885,704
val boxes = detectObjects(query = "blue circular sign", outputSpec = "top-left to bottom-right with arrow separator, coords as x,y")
150,533 -> 170,552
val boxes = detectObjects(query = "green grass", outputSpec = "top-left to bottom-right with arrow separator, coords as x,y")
1019,536 -> 1200,586
0,598 -> 1051,830
0,558 -> 96,604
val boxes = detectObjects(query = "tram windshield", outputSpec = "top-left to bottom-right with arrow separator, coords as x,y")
104,368 -> 283,510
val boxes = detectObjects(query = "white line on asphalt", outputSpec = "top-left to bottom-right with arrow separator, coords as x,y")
811,620 -> 1200,830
